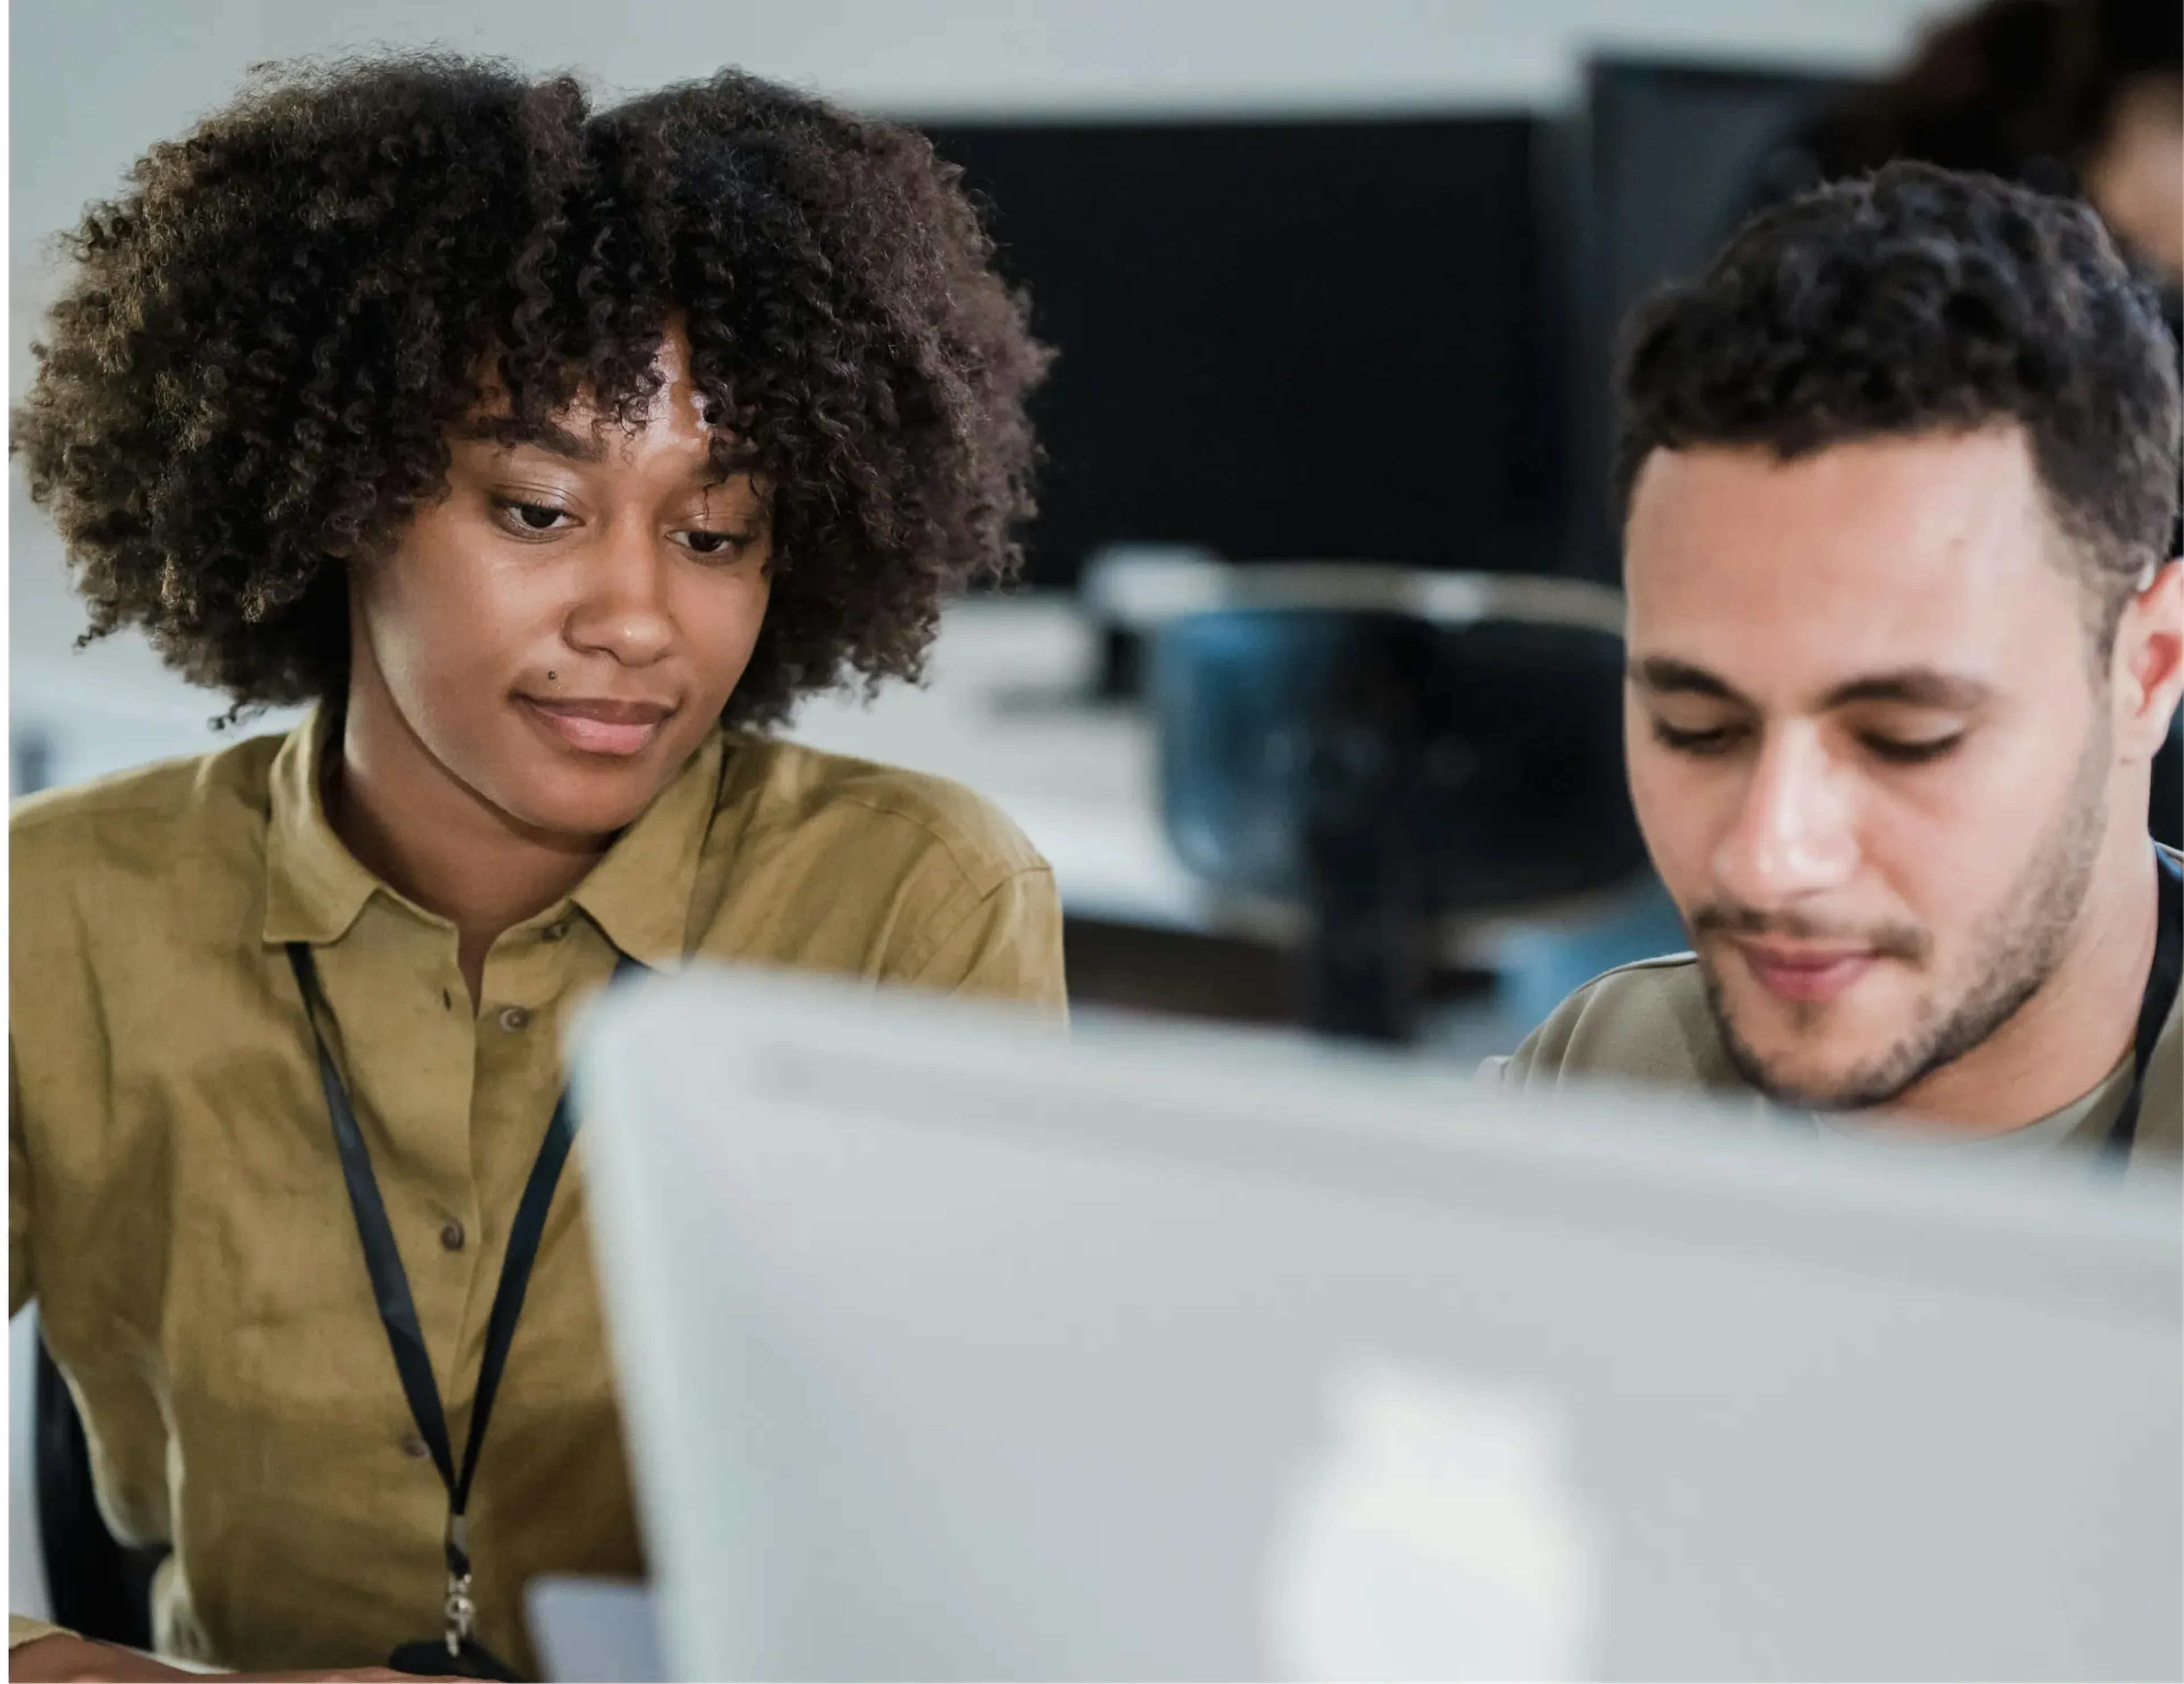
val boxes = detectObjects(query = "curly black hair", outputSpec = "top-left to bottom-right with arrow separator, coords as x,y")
10,54 -> 1050,727
1616,160 -> 2180,645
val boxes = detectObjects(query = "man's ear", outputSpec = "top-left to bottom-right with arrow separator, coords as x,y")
2116,556 -> 2184,760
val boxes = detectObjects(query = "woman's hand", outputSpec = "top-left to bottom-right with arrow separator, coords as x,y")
9,1635 -> 457,1681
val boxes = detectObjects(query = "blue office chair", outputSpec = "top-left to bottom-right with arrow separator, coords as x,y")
1149,568 -> 1650,1042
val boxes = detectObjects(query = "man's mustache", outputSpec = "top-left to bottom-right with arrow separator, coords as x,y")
1689,902 -> 1929,963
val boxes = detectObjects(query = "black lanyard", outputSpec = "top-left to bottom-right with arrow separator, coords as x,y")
286,942 -> 640,1679
2106,848 -> 2183,1160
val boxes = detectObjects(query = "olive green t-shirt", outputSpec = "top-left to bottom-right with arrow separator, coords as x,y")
9,712 -> 1066,1674
1484,935 -> 2181,1175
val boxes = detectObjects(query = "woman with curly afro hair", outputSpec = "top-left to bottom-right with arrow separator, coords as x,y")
10,55 -> 1060,1682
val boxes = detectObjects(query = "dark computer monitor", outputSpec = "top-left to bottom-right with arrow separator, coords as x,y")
1555,57 -> 1855,576
921,116 -> 1556,588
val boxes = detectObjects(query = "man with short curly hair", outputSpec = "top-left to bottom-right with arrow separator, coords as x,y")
9,56 -> 1061,1682
1491,162 -> 2182,1169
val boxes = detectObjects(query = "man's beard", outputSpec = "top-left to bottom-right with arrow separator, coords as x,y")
1697,724 -> 2112,1112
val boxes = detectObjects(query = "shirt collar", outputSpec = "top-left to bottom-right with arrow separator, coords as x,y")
262,704 -> 381,946
569,728 -> 725,973
263,704 -> 726,968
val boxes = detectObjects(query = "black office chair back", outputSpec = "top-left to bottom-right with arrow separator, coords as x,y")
2153,703 -> 2181,851
34,1333 -> 166,1650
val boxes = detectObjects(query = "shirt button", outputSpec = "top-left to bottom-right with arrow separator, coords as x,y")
440,1220 -> 466,1253
400,1435 -> 431,1460
498,1005 -> 532,1033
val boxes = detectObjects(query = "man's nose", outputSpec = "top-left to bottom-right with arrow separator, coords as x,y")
1712,723 -> 1860,907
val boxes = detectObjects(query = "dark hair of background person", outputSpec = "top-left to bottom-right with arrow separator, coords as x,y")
1748,0 -> 2181,233
1617,162 -> 2181,653
9,55 -> 1050,728
1736,1 -> 2181,484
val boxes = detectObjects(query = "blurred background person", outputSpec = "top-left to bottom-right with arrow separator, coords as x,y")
1749,0 -> 2181,286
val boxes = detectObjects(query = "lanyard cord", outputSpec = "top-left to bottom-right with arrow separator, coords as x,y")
2107,848 -> 2183,1161
284,944 -> 640,1617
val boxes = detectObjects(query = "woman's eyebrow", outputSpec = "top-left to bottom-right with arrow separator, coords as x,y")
457,416 -> 608,464
503,422 -> 607,464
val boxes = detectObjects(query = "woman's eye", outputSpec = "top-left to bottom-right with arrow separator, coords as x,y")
494,498 -> 573,534
1652,719 -> 1743,756
676,529 -> 749,559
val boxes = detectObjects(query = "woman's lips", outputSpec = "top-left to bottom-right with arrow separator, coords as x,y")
518,695 -> 673,758
1735,942 -> 1877,1004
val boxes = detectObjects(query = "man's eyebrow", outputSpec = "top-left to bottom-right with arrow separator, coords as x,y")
1628,657 -> 1750,706
1629,657 -> 1995,714
1819,669 -> 1996,711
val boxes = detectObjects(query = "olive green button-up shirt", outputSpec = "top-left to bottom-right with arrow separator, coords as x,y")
9,712 -> 1065,1674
